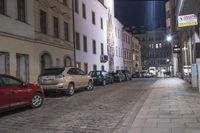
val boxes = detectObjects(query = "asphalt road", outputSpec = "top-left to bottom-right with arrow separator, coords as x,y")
0,78 -> 158,133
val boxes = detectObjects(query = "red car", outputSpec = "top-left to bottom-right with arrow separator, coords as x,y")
0,74 -> 44,113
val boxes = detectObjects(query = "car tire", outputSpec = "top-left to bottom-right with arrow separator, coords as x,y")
102,80 -> 106,86
66,83 -> 75,96
31,92 -> 43,108
86,80 -> 94,91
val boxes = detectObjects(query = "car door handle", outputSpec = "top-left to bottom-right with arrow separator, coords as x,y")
11,91 -> 15,94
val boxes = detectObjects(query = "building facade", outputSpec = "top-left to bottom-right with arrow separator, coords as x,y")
0,0 -> 74,82
74,0 -> 110,73
174,0 -> 200,78
132,36 -> 141,72
35,0 -> 74,73
122,30 -> 133,72
135,29 -> 170,76
113,18 -> 124,71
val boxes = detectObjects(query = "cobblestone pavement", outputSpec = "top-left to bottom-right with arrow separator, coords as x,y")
128,78 -> 200,133
0,78 -> 157,133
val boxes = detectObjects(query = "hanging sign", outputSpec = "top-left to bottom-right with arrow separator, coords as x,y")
178,14 -> 198,27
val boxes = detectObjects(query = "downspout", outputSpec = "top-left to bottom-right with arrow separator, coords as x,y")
72,0 -> 76,67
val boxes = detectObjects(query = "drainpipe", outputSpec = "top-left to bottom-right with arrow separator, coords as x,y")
72,0 -> 76,67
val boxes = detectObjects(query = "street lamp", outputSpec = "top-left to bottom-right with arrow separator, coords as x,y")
166,35 -> 172,42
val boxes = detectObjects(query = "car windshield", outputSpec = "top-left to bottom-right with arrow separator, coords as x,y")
89,71 -> 101,77
41,68 -> 64,76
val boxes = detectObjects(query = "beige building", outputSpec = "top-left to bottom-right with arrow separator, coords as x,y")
132,36 -> 141,72
0,0 -> 74,83
122,30 -> 133,72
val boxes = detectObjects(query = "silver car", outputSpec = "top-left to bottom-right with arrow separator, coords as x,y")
38,67 -> 93,96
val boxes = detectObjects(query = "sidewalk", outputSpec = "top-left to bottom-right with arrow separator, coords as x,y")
128,78 -> 200,133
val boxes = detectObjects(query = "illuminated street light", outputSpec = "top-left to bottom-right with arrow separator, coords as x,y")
166,35 -> 172,42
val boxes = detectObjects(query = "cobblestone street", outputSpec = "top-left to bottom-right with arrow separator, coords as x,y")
0,79 -> 157,133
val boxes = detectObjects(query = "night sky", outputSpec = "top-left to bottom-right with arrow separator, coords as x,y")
115,0 -> 166,31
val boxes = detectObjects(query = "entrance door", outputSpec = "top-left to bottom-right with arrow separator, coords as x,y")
16,54 -> 29,82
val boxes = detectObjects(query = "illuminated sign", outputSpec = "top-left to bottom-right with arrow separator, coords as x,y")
178,14 -> 198,27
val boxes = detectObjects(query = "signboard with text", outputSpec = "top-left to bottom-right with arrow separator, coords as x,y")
178,14 -> 198,27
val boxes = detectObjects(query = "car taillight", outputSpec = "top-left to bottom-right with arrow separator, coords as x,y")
55,74 -> 64,79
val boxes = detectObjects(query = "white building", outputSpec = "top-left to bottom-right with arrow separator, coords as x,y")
113,18 -> 124,71
74,0 -> 115,73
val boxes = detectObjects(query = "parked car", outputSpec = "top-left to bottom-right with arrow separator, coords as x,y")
132,72 -> 140,78
89,71 -> 114,86
110,70 -> 126,82
121,70 -> 132,80
0,74 -> 44,113
38,67 -> 94,96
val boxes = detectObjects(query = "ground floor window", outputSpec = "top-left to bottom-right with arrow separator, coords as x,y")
64,56 -> 72,67
41,52 -> 52,72
16,54 -> 29,82
0,52 -> 9,74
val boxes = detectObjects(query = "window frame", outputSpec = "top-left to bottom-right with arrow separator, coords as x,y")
40,10 -> 47,34
17,0 -> 26,22
53,16 -> 59,38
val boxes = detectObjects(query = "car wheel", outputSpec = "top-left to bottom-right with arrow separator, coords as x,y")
102,80 -> 106,86
31,93 -> 43,108
66,83 -> 75,96
86,80 -> 94,91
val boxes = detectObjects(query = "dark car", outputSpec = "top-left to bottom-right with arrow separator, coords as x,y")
110,70 -> 126,82
121,70 -> 132,80
0,74 -> 44,113
89,71 -> 114,86
132,72 -> 140,78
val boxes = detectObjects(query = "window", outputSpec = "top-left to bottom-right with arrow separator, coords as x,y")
75,32 -> 80,50
68,68 -> 78,75
41,53 -> 52,72
63,0 -> 67,6
92,11 -> 95,25
0,0 -> 5,15
84,63 -> 88,74
0,52 -> 9,74
92,40 -> 96,54
53,17 -> 59,38
40,10 -> 47,34
83,35 -> 87,52
75,0 -> 79,13
64,56 -> 72,67
17,0 -> 26,22
101,43 -> 104,55
93,65 -> 97,71
100,17 -> 103,29
1,76 -> 22,87
64,22 -> 69,41
82,3 -> 86,19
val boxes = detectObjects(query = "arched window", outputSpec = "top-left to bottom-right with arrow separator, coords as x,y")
64,56 -> 72,67
41,52 -> 52,72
